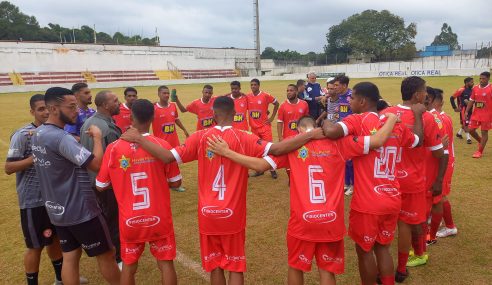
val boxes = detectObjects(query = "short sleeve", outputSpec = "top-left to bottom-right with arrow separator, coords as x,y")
6,130 -> 27,161
242,132 -> 272,158
157,139 -> 182,182
470,88 -> 476,101
336,135 -> 370,160
338,114 -> 361,137
267,93 -> 277,104
95,143 -> 113,188
277,104 -> 285,123
173,104 -> 179,119
423,113 -> 443,151
302,101 -> 309,116
263,154 -> 289,170
397,124 -> 419,148
452,88 -> 463,98
58,134 -> 94,167
170,131 -> 201,164
186,101 -> 198,114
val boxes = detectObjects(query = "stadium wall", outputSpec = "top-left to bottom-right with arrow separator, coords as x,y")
0,42 -> 256,73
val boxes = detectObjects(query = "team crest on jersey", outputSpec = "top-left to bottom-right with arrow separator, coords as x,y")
297,146 -> 309,161
119,155 -> 131,171
370,127 -> 377,135
206,149 -> 214,160
432,114 -> 443,129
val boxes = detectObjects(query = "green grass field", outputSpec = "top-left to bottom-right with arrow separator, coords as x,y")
0,77 -> 491,284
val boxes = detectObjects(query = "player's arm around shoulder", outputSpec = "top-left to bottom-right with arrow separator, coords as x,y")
4,129 -> 33,174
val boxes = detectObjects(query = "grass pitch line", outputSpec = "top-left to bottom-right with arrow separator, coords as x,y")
176,250 -> 209,280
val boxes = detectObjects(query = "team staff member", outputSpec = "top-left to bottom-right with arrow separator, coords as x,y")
175,85 -> 216,131
113,87 -> 138,132
247,78 -> 280,179
5,94 -> 89,285
80,90 -> 123,267
64,83 -> 95,139
32,87 -> 120,284
301,72 -> 324,120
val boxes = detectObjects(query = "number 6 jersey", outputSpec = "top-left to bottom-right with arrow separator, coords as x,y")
96,134 -> 182,243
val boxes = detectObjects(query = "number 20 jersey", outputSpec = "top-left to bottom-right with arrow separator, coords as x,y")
171,126 -> 272,235
96,134 -> 182,243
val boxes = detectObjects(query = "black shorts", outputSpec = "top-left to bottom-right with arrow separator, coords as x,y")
20,206 -> 56,249
56,215 -> 113,257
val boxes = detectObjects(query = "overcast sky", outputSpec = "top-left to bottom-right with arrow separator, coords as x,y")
9,0 -> 492,52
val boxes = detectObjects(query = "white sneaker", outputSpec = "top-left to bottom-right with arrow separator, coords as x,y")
344,185 -> 353,196
118,261 -> 123,271
53,276 -> 88,285
436,227 -> 457,238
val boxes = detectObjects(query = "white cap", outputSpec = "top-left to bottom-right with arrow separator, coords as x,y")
326,77 -> 335,83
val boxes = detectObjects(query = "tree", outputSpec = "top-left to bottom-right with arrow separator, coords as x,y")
325,10 -> 417,62
261,47 -> 276,59
431,23 -> 459,50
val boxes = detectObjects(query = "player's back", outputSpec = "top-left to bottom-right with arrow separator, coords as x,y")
101,135 -> 178,242
172,126 -> 271,235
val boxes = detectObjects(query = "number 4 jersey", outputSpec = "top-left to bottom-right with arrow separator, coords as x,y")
96,134 -> 182,243
171,126 -> 272,235
264,136 -> 371,242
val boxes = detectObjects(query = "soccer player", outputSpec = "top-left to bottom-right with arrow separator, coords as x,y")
5,94 -> 88,285
96,99 -> 182,285
153,85 -> 190,147
64,83 -> 95,139
426,88 -> 457,243
322,82 -> 423,285
301,72 -> 324,120
175,84 -> 216,130
31,87 -> 120,285
464,71 -> 492,158
381,77 -> 445,282
206,114 -> 402,285
296,79 -> 308,100
277,84 -> 309,141
227,81 -> 249,131
247,78 -> 280,178
316,78 -> 337,125
80,90 -> 123,267
113,87 -> 138,132
120,96 -> 324,285
450,77 -> 474,143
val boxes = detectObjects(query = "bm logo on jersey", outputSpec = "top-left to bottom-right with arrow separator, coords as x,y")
234,114 -> 244,122
202,118 -> 214,127
250,110 -> 261,119
297,146 -> 309,162
289,121 -> 298,130
162,124 -> 175,134
119,155 -> 131,171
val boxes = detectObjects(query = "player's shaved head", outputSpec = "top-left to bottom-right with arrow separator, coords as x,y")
213,96 -> 235,118
131,99 -> 154,124
297,116 -> 316,133
94,90 -> 112,107
44,87 -> 73,104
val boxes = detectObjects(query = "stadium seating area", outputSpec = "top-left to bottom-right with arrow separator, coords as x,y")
21,72 -> 86,85
180,69 -> 238,79
92,70 -> 159,82
0,73 -> 13,86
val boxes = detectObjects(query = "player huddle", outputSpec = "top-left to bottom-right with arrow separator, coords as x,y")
5,73 -> 491,285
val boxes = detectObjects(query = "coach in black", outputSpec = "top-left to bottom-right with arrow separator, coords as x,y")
80,90 -> 123,266
31,87 -> 120,284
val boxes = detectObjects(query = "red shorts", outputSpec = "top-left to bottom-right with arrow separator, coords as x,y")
199,230 -> 246,272
121,233 -> 176,265
426,191 -> 443,208
469,120 -> 492,131
399,192 -> 427,224
287,234 -> 344,274
251,125 -> 273,142
442,161 -> 454,196
348,210 -> 398,252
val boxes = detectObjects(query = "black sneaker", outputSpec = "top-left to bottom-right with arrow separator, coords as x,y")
456,133 -> 463,139
426,239 -> 437,246
270,170 -> 278,179
467,139 -> 472,144
395,269 -> 409,283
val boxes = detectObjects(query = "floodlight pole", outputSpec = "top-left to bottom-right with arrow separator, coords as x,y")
254,0 -> 261,75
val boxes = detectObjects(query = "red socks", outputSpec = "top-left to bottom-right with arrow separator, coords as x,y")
442,200 -> 455,228
397,252 -> 409,273
478,143 -> 484,153
430,211 -> 443,240
381,275 -> 395,285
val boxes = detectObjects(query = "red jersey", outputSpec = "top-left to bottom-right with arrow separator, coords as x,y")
95,134 -> 182,243
153,102 -> 180,148
470,84 -> 492,122
171,126 -> 272,235
424,109 -> 447,191
229,94 -> 249,131
113,103 -> 132,132
440,111 -> 455,163
186,97 -> 216,130
264,136 -> 370,242
277,99 -> 309,139
247,91 -> 277,130
339,112 -> 419,214
382,105 -> 443,193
